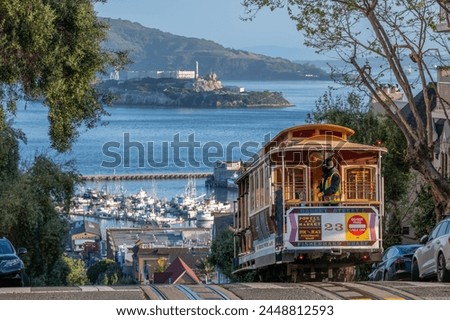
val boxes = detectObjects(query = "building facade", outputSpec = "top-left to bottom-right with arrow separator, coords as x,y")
70,220 -> 101,253
106,228 -> 211,284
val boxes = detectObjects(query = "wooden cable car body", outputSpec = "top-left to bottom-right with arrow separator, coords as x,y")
233,124 -> 387,281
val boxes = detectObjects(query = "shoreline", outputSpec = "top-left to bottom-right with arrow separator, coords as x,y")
98,77 -> 294,108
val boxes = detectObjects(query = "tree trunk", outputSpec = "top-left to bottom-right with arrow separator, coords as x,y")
407,145 -> 450,222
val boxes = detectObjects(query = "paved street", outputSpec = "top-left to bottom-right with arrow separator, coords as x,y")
1,282 -> 450,300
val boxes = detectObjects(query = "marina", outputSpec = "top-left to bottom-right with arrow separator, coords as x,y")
69,178 -> 232,229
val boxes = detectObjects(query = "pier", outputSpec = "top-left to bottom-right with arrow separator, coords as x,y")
81,172 -> 212,181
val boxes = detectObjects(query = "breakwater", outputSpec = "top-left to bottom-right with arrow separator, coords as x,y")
81,172 -> 212,181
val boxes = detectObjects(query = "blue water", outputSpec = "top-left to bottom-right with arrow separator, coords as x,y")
14,80 -> 344,200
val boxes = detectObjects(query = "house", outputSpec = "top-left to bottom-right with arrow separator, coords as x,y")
153,256 -> 201,284
105,228 -> 212,284
370,81 -> 448,242
70,220 -> 101,253
371,83 -> 408,115
397,84 -> 450,179
132,244 -> 209,285
432,69 -> 450,179
436,4 -> 450,33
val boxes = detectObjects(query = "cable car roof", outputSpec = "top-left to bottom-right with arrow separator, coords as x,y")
263,124 -> 386,154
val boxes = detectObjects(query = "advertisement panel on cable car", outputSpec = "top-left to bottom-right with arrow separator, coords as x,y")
285,206 -> 380,250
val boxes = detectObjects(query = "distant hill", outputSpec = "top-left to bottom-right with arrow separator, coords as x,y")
242,45 -> 322,61
100,18 -> 329,81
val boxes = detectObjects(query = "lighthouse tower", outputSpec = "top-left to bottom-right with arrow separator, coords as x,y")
195,61 -> 199,79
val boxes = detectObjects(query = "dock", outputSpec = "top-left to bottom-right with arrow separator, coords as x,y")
81,172 -> 213,181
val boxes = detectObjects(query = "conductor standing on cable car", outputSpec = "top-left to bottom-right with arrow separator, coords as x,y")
317,157 -> 341,204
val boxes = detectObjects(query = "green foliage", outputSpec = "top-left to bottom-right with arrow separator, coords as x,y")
241,0 -> 450,222
0,0 -> 127,152
86,259 -> 131,285
0,118 -> 79,286
156,257 -> 168,272
196,257 -> 215,281
307,89 -> 376,143
59,256 -> 89,286
0,122 -> 22,184
383,205 -> 403,248
209,229 -> 255,282
86,259 -> 114,284
307,89 -> 410,205
0,1 -> 129,286
411,184 -> 436,238
307,89 -> 416,247
210,230 -> 234,278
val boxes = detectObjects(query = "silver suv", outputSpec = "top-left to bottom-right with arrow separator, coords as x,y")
412,218 -> 450,282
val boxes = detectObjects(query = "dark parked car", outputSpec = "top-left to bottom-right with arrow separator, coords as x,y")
368,244 -> 422,281
0,237 -> 27,287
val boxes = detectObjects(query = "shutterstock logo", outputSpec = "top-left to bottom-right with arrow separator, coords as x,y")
101,131 -> 360,169
101,133 -> 271,169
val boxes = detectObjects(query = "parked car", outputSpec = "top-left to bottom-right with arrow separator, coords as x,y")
368,244 -> 422,281
0,237 -> 27,287
412,217 -> 450,282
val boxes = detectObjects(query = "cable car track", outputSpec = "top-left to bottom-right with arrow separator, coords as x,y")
205,285 -> 232,300
176,285 -> 201,300
147,285 -> 168,300
356,282 -> 422,300
176,284 -> 232,300
147,282 -> 424,300
147,284 -> 234,300
301,282 -> 420,300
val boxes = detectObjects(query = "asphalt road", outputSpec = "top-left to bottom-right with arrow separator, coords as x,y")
0,281 -> 449,300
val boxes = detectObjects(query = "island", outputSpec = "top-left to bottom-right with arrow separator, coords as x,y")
96,73 -> 293,108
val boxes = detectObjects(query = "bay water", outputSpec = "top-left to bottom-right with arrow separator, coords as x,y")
14,80 -> 345,202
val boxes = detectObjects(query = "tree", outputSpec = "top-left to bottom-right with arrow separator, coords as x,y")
242,0 -> 450,221
86,259 -> 129,285
210,230 -> 235,279
307,88 -> 413,247
0,123 -> 79,285
0,0 -> 127,152
196,257 -> 215,283
0,0 -> 127,285
210,229 -> 255,282
156,257 -> 168,272
307,89 -> 410,204
61,256 -> 89,286
411,184 -> 436,237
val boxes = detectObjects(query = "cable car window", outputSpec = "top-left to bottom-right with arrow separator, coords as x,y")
273,166 -> 306,202
344,167 -> 376,200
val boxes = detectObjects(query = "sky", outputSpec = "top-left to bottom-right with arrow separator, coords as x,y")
94,0 -> 324,61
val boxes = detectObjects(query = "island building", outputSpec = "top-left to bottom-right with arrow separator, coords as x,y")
114,61 -> 200,81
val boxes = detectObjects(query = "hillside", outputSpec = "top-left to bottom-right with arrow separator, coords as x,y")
100,18 -> 329,80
